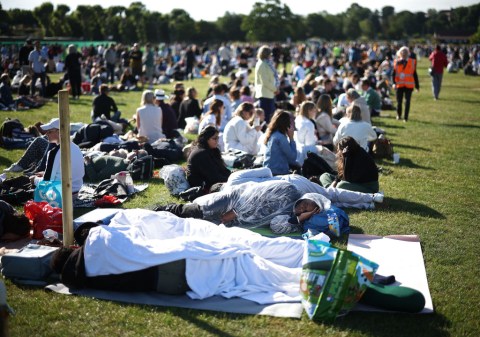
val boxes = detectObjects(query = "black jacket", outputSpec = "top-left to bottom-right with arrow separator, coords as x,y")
340,147 -> 378,184
186,146 -> 230,189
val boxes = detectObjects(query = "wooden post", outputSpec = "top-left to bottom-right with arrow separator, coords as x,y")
58,90 -> 74,246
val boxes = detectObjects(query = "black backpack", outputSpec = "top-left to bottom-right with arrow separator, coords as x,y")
0,118 -> 24,138
127,155 -> 154,180
302,151 -> 337,178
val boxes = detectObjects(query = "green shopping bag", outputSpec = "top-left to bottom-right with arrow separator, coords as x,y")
300,240 -> 378,322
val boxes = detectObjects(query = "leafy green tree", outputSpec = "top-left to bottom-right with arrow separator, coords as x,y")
167,9 -> 196,42
304,13 -> 328,39
144,12 -> 169,43
51,4 -> 71,37
194,20 -> 220,43
216,12 -> 246,41
33,2 -> 54,37
343,3 -> 371,39
103,6 -> 126,42
241,0 -> 295,42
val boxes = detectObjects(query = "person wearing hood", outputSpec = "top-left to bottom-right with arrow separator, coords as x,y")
270,192 -> 349,237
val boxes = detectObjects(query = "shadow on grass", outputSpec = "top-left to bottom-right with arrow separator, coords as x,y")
440,123 -> 480,129
171,308 -> 243,337
334,311 -> 450,337
395,158 -> 435,170
0,155 -> 14,167
394,143 -> 430,151
381,198 -> 445,219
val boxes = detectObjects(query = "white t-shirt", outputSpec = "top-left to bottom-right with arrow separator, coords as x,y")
137,104 -> 165,143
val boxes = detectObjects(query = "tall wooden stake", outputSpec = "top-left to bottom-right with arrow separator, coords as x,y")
58,90 -> 73,246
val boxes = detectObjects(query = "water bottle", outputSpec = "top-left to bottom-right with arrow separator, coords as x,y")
125,173 -> 134,194
43,229 -> 59,242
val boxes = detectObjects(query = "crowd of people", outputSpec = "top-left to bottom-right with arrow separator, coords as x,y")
1,40 -> 461,318
1,40 -> 461,214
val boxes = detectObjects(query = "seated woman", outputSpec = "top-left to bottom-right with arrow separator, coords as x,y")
294,101 -> 318,165
117,67 -> 137,91
290,86 -> 307,110
186,126 -> 230,191
4,135 -> 50,173
333,105 -> 377,152
30,118 -> 84,194
315,94 -> 338,152
136,90 -> 165,143
223,102 -> 262,155
198,99 -> 224,133
320,136 -> 379,193
263,110 -> 300,175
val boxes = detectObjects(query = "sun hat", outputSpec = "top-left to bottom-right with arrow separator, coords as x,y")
154,89 -> 169,100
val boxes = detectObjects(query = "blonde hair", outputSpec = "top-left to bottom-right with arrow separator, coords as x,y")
397,46 -> 409,58
298,101 -> 316,118
141,90 -> 155,106
257,45 -> 271,60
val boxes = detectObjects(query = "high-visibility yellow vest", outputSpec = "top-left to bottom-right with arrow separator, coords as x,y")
394,58 -> 416,89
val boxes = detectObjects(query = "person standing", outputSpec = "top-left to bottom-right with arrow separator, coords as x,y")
429,45 -> 448,101
28,40 -> 46,97
178,87 -> 202,129
64,44 -> 82,100
103,43 -> 117,84
129,43 -> 143,87
254,45 -> 279,124
392,46 -> 419,122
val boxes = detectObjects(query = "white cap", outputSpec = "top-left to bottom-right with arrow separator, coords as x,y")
0,281 -> 14,315
154,89 -> 169,101
40,118 -> 60,131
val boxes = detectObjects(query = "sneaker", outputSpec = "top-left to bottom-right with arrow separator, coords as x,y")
4,163 -> 23,173
373,192 -> 384,203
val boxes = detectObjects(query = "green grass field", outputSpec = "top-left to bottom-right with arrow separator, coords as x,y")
2,59 -> 480,336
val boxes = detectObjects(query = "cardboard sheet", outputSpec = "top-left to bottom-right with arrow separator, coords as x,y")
347,234 -> 433,313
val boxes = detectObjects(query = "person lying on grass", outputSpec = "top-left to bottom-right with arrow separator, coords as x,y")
155,170 -> 383,228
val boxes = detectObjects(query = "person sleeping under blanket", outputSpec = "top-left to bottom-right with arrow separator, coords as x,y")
51,209 -> 425,313
51,209 -> 304,304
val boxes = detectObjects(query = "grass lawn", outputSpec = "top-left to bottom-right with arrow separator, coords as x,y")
2,59 -> 480,337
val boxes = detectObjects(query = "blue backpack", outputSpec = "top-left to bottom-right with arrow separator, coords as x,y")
302,206 -> 350,237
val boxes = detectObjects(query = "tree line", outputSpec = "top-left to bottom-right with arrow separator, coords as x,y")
1,0 -> 479,43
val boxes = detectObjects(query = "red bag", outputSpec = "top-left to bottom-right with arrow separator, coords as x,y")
24,200 -> 63,240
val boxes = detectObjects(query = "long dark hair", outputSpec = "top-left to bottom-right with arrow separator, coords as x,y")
336,136 -> 361,179
264,110 -> 292,144
193,125 -> 226,167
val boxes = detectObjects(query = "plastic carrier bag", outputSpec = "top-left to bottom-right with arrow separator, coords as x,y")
34,180 -> 62,208
300,239 -> 378,322
159,164 -> 190,196
24,200 -> 63,240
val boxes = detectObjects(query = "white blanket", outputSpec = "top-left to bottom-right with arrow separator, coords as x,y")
84,209 -> 305,304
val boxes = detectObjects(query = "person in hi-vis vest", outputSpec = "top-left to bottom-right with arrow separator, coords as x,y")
392,46 -> 419,122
